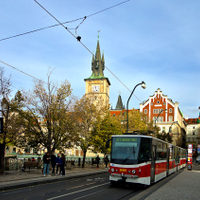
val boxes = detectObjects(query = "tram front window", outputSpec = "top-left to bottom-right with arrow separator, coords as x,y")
111,137 -> 140,164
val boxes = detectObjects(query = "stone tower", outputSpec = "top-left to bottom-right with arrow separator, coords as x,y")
84,39 -> 111,106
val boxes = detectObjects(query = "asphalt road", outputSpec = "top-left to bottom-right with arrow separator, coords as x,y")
0,173 -> 146,200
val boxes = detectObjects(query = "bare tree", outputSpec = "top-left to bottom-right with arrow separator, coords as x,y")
22,73 -> 74,154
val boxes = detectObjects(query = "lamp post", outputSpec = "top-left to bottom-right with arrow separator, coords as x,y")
154,109 -> 167,137
126,81 -> 146,133
169,121 -> 178,134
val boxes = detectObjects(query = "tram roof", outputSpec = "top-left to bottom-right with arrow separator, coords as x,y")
111,134 -> 186,150
111,135 -> 152,139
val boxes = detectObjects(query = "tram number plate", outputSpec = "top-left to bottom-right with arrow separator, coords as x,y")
119,169 -> 127,172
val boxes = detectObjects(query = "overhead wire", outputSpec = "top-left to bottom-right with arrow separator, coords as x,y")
33,0 -> 143,102
0,0 -> 131,42
1,0 -> 142,103
0,60 -> 42,82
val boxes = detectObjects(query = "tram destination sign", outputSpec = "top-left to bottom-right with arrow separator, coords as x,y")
115,138 -> 137,142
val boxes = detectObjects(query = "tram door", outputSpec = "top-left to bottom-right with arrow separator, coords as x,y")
150,145 -> 156,184
166,148 -> 170,176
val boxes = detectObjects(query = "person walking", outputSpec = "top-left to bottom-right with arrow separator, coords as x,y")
104,155 -> 109,169
43,152 -> 51,176
55,153 -> 62,175
95,155 -> 100,169
51,152 -> 56,175
61,153 -> 66,176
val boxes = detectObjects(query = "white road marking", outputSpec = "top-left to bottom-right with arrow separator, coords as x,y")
47,182 -> 109,200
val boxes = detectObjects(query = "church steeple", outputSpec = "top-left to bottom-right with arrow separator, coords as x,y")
84,38 -> 111,107
115,95 -> 125,110
89,40 -> 105,79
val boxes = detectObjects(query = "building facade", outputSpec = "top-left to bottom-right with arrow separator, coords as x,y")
140,88 -> 186,147
185,117 -> 200,151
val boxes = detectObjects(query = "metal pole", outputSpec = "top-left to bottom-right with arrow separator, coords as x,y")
126,81 -> 146,133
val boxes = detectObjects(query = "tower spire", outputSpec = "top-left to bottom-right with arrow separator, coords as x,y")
89,38 -> 105,79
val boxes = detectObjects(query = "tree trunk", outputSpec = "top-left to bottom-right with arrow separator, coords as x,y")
82,150 -> 87,168
0,143 -> 5,174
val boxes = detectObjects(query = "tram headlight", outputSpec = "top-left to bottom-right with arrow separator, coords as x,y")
111,168 -> 115,172
132,169 -> 136,174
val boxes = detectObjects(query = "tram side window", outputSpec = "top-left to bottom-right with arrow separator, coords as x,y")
139,138 -> 151,162
175,147 -> 180,164
156,142 -> 167,160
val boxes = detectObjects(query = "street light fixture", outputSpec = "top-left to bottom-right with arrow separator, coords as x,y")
126,81 -> 146,133
154,109 -> 167,137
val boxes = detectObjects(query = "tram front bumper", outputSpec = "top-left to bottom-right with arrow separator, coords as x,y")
110,173 -> 139,178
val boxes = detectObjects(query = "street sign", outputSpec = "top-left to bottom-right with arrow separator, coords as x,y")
0,117 -> 3,133
188,144 -> 193,170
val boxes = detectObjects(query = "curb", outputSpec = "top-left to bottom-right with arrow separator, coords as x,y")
0,170 -> 108,191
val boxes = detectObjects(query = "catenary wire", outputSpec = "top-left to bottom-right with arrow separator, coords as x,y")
33,0 -> 142,102
1,0 -> 141,103
0,19 -> 81,42
0,0 -> 131,42
0,60 -> 42,82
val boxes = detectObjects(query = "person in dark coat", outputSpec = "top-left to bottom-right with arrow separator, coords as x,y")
104,155 -> 109,169
55,153 -> 62,175
43,152 -> 51,176
51,152 -> 56,175
61,153 -> 66,175
95,155 -> 100,168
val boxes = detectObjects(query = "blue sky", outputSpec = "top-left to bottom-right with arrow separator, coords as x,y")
0,0 -> 200,118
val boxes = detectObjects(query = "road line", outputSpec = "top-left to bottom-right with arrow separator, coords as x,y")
47,182 -> 109,200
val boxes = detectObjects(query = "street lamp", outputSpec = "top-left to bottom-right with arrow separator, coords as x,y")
154,109 -> 167,137
169,121 -> 178,134
126,81 -> 146,133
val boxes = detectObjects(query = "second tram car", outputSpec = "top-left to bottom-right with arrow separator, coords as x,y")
108,135 -> 186,185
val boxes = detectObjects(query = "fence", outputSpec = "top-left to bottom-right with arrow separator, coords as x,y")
4,155 -> 104,170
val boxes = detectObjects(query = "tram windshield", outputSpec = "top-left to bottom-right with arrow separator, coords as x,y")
111,137 -> 140,164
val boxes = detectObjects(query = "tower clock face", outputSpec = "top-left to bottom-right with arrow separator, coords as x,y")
93,85 -> 99,92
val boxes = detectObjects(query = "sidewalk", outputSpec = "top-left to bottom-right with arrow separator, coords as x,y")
131,164 -> 200,200
0,165 -> 108,191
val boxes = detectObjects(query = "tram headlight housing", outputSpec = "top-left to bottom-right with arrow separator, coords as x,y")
132,169 -> 136,174
111,168 -> 115,172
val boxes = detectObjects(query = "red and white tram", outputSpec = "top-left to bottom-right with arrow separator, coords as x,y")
108,135 -> 186,185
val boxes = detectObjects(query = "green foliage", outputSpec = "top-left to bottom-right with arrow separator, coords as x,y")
92,109 -> 122,155
157,131 -> 173,143
72,95 -> 102,167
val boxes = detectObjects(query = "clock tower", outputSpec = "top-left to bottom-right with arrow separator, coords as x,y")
84,39 -> 111,106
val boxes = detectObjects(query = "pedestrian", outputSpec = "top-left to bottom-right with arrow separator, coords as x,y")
51,152 -> 56,175
95,155 -> 100,169
43,152 -> 51,176
104,155 -> 109,169
61,153 -> 66,176
55,153 -> 62,175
